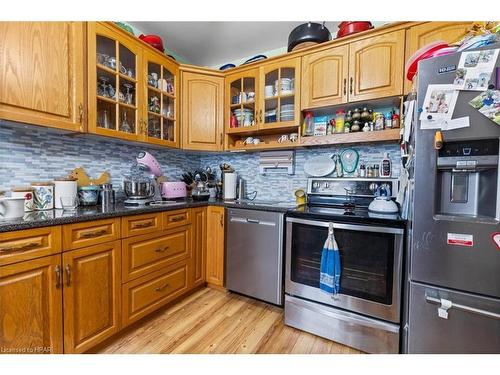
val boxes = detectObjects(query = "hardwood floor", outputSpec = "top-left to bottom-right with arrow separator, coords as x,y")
98,288 -> 361,354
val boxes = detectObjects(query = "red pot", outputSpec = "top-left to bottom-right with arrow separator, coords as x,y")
138,34 -> 165,53
337,22 -> 373,38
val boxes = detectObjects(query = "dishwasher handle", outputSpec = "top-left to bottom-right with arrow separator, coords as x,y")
230,216 -> 276,227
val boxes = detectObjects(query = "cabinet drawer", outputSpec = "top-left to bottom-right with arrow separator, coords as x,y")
122,226 -> 191,282
0,226 -> 62,266
122,261 -> 189,326
63,218 -> 120,250
122,213 -> 162,238
163,209 -> 191,230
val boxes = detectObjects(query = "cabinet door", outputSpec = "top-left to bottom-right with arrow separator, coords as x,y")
191,207 -> 206,287
143,48 -> 180,147
301,45 -> 349,109
206,206 -> 225,287
62,241 -> 121,353
0,22 -> 85,132
87,22 -> 143,142
0,255 -> 63,354
348,29 -> 405,102
181,71 -> 224,151
259,57 -> 301,130
405,22 -> 472,93
225,69 -> 259,133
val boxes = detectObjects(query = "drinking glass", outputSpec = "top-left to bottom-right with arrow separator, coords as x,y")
60,196 -> 79,211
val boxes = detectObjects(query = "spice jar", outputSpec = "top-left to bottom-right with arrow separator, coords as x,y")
375,113 -> 385,131
360,107 -> 371,122
352,108 -> 361,121
335,110 -> 345,133
362,123 -> 370,132
359,164 -> 366,177
392,113 -> 400,128
346,110 -> 353,124
374,165 -> 380,178
384,112 -> 393,128
351,120 -> 361,132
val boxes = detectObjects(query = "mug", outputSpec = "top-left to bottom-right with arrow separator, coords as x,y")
247,91 -> 255,101
0,197 -> 25,219
277,134 -> 289,143
252,138 -> 261,145
243,137 -> 254,145
289,133 -> 299,142
239,92 -> 247,103
265,85 -> 274,97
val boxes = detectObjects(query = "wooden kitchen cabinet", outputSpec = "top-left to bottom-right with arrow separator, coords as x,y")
87,22 -> 144,142
404,22 -> 473,93
348,29 -> 405,102
0,22 -> 85,132
0,255 -> 63,354
206,206 -> 225,287
62,241 -> 121,353
301,45 -> 349,109
181,70 -> 224,151
191,207 -> 206,287
142,48 -> 180,147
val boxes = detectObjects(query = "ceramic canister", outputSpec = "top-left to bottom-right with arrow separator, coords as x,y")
31,182 -> 54,210
0,197 -> 25,219
11,186 -> 34,212
53,178 -> 78,209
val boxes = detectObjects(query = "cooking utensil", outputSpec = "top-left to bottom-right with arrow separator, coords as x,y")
123,180 -> 155,199
242,55 -> 267,65
288,22 -> 331,52
303,155 -> 336,177
138,34 -> 164,53
405,41 -> 449,82
337,22 -> 373,38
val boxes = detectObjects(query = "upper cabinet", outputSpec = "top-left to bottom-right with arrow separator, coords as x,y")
301,45 -> 349,109
143,49 -> 179,147
88,22 -> 143,142
405,22 -> 473,93
348,29 -> 405,102
87,22 -> 180,147
181,70 -> 224,151
0,22 -> 85,132
259,57 -> 301,131
226,68 -> 260,134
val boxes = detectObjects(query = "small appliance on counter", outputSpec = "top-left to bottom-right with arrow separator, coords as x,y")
160,181 -> 187,199
368,183 -> 399,214
191,171 -> 210,201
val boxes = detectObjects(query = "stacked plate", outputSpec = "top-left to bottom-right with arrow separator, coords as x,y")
274,78 -> 295,96
264,109 -> 277,123
233,108 -> 254,126
280,104 -> 294,121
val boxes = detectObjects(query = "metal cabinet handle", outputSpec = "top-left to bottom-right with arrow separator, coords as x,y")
220,132 -> 223,146
79,229 -> 107,239
55,265 -> 62,288
349,77 -> 353,94
343,78 -> 347,95
155,283 -> 169,292
155,246 -> 169,253
220,215 -> 224,227
426,295 -> 500,320
65,264 -> 71,287
78,103 -> 84,123
170,215 -> 185,222
132,221 -> 154,229
0,241 -> 39,253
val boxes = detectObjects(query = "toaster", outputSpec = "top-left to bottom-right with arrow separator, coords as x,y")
160,181 -> 187,199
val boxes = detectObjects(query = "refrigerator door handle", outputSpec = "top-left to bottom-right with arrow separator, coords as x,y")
426,295 -> 500,321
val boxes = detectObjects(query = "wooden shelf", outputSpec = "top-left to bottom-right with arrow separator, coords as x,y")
148,111 -> 161,117
119,73 -> 137,83
230,100 -> 255,108
163,115 -> 175,122
97,64 -> 117,75
163,91 -> 176,99
147,85 -> 161,94
226,125 -> 259,135
118,102 -> 136,110
300,128 -> 401,147
227,139 -> 300,152
97,95 -> 117,105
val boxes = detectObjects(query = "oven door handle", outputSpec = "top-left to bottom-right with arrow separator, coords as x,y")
286,217 -> 404,235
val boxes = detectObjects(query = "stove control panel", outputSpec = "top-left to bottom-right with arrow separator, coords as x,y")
307,178 -> 399,198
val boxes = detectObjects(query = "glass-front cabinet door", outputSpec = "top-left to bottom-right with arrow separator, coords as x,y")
88,22 -> 142,141
225,69 -> 259,134
143,49 -> 179,147
259,57 -> 301,130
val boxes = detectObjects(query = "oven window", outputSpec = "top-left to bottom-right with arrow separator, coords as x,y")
290,223 -> 395,305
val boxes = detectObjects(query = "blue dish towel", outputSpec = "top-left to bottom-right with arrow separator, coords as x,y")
319,224 -> 341,295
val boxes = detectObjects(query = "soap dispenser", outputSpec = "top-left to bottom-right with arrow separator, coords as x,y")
379,152 -> 392,178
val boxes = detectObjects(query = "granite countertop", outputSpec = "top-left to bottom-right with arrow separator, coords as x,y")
0,199 -> 296,233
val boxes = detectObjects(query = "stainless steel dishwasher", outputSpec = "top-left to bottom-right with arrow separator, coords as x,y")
226,208 -> 285,305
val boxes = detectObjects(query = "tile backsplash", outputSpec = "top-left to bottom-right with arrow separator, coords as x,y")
1,122 -> 400,202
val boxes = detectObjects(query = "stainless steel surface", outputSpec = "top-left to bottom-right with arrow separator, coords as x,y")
285,295 -> 400,354
226,208 -> 284,305
307,177 -> 399,198
123,180 -> 155,199
285,217 -> 404,323
100,184 -> 115,207
407,282 -> 500,353
406,45 -> 500,354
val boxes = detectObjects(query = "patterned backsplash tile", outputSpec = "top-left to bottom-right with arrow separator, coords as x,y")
0,121 -> 400,202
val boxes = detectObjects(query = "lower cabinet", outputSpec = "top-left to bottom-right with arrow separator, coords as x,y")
122,261 -> 189,327
206,206 -> 225,287
0,255 -> 63,354
62,241 -> 121,354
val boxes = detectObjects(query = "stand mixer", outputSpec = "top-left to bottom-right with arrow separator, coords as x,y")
123,151 -> 163,206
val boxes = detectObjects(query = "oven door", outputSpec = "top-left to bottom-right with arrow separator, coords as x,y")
285,217 -> 404,323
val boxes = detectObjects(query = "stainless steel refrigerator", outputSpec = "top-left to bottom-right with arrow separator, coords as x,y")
405,44 -> 500,353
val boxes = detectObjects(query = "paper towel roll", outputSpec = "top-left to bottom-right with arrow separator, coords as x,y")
223,172 -> 237,200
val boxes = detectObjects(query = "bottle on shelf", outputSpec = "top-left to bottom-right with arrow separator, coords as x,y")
302,111 -> 314,136
380,152 -> 392,177
335,110 -> 345,133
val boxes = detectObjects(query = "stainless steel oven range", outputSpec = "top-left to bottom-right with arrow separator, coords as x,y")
284,177 -> 405,354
